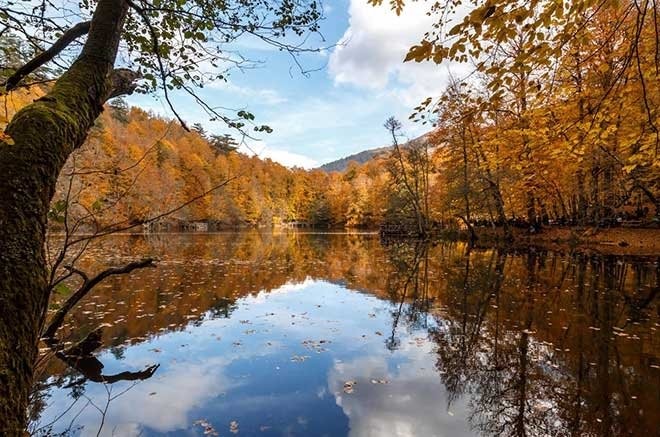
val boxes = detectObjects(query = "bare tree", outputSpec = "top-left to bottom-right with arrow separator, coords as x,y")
384,117 -> 431,237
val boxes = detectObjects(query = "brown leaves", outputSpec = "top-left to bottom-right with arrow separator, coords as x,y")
404,41 -> 434,63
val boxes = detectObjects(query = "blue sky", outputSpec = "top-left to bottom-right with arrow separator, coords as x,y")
127,0 -> 452,168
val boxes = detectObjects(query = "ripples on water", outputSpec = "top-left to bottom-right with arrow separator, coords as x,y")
30,232 -> 659,436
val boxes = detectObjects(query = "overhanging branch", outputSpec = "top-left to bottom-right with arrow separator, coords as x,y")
2,20 -> 91,91
46,326 -> 160,385
127,0 -> 189,130
42,258 -> 156,340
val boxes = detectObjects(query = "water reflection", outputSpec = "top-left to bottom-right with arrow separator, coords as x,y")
431,247 -> 659,436
32,232 -> 659,436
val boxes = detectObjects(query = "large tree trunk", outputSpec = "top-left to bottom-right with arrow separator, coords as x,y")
0,1 -> 128,433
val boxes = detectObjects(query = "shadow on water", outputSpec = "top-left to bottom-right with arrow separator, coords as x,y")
31,232 -> 659,436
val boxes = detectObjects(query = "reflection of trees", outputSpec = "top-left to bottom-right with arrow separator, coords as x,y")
424,248 -> 659,437
382,241 -> 431,350
432,247 -> 507,408
30,375 -> 146,436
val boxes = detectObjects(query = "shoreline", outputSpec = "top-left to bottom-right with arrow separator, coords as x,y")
46,225 -> 660,256
452,226 -> 660,256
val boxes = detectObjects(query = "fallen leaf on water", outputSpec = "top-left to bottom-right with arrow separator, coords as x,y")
370,379 -> 389,384
291,354 -> 310,363
194,419 -> 219,436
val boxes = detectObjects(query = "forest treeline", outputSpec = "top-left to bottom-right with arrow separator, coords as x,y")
4,71 -> 658,236
4,87 -> 396,230
3,0 -> 659,235
60,0 -> 660,235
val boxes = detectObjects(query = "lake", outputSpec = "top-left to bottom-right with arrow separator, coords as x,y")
30,232 -> 659,436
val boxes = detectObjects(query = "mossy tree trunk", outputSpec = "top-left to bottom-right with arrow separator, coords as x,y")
0,0 -> 129,433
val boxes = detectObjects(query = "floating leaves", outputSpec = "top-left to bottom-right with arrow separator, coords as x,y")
291,354 -> 310,363
302,339 -> 330,353
194,419 -> 219,436
370,378 -> 389,385
343,381 -> 357,394
229,420 -> 239,434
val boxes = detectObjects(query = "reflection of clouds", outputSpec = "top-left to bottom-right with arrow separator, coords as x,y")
248,278 -> 317,303
38,279 -> 471,436
328,352 -> 473,437
105,358 -> 236,434
232,280 -> 392,351
37,355 -> 239,436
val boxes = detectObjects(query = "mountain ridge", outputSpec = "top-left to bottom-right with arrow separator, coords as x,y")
318,146 -> 391,172
318,132 -> 432,173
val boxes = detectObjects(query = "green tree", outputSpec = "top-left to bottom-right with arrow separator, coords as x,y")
210,133 -> 239,155
108,97 -> 130,124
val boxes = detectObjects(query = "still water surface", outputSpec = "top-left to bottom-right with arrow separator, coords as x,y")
31,232 -> 659,436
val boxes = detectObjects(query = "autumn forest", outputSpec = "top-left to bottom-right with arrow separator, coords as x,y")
1,0 -> 659,435
7,0 -> 659,236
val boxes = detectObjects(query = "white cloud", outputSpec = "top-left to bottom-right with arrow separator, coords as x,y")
329,0 -> 464,107
37,356 -> 239,437
238,93 -> 394,165
239,142 -> 320,169
105,359 -> 236,433
247,278 -> 318,302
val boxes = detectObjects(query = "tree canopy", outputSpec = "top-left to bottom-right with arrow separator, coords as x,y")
1,0 -> 323,130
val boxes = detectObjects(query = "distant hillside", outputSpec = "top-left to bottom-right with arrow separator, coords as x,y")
318,133 -> 433,173
319,146 -> 391,172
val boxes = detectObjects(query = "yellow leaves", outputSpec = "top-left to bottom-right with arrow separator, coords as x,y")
367,0 -> 405,15
404,41 -> 434,63
623,164 -> 637,174
597,63 -> 610,74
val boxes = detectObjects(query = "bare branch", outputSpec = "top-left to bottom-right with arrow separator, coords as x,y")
45,326 -> 160,385
2,20 -> 91,91
42,258 -> 156,340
